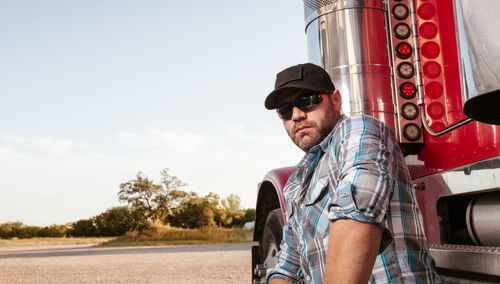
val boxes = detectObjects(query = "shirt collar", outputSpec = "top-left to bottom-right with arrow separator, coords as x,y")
296,114 -> 345,168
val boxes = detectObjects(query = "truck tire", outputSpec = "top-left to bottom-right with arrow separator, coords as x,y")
261,208 -> 284,269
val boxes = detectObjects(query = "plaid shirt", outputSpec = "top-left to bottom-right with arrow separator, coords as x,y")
267,114 -> 441,283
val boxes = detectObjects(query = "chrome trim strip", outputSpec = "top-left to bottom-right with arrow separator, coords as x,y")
430,244 -> 500,277
420,111 -> 473,137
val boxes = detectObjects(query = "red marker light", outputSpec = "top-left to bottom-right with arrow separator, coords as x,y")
425,81 -> 443,99
400,82 -> 416,99
418,3 -> 435,20
422,42 -> 440,59
396,42 -> 413,59
423,61 -> 441,79
427,102 -> 445,119
419,22 -> 438,39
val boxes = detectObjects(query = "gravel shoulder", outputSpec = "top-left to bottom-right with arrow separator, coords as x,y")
0,243 -> 252,283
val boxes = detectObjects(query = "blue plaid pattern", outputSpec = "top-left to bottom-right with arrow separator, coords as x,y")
267,114 -> 441,283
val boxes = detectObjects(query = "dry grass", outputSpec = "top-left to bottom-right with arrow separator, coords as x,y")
0,237 -> 114,247
101,226 -> 253,247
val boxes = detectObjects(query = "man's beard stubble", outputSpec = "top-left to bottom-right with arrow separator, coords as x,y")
288,110 -> 337,152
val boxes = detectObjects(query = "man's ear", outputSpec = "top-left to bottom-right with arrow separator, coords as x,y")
331,89 -> 342,113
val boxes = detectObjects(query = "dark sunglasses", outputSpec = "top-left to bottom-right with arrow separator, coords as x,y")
276,94 -> 323,120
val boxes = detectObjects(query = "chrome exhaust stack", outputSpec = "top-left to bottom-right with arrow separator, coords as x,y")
453,0 -> 500,125
303,0 -> 396,131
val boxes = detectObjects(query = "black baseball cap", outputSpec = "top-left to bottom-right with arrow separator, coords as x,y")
265,63 -> 335,110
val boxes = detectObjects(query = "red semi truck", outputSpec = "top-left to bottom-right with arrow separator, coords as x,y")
252,0 -> 500,283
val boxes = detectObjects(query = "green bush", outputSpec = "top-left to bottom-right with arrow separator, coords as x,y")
38,224 -> 67,237
94,206 -> 136,236
67,219 -> 97,237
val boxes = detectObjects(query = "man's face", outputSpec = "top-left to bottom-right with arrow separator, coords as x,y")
278,90 -> 342,152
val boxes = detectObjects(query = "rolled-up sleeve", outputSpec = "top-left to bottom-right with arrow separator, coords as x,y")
327,117 -> 395,251
267,208 -> 303,283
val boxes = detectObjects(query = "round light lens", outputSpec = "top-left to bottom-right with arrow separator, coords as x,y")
393,4 -> 409,20
419,22 -> 438,39
418,3 -> 435,20
427,102 -> 445,119
399,82 -> 416,99
425,81 -> 443,99
422,42 -> 440,59
396,42 -> 413,59
397,62 -> 415,79
403,123 -> 422,141
423,61 -> 441,79
402,103 -> 419,120
394,23 -> 411,39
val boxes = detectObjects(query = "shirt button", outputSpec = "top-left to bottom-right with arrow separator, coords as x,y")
306,275 -> 310,281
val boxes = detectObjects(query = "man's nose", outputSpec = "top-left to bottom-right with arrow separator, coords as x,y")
291,106 -> 307,121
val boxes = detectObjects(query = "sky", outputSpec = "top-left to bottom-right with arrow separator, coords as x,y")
0,0 -> 309,226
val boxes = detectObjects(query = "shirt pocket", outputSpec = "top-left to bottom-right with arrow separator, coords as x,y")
304,176 -> 330,238
305,176 -> 329,206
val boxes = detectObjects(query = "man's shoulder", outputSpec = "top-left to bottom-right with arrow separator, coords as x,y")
327,114 -> 398,154
340,114 -> 387,128
336,114 -> 395,137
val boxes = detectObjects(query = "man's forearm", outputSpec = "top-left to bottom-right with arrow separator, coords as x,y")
324,219 -> 382,284
269,278 -> 292,284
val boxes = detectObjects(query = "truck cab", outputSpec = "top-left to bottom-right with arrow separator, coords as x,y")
253,0 -> 500,283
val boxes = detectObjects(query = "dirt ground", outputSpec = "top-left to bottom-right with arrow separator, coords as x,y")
0,243 -> 252,283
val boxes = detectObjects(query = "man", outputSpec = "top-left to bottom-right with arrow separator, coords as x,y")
265,63 -> 441,283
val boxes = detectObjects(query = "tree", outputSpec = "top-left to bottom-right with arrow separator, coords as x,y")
94,206 -> 135,236
67,219 -> 97,237
243,208 -> 256,224
38,224 -> 67,237
0,222 -> 24,239
118,172 -> 162,222
160,168 -> 187,194
218,194 -> 246,227
154,168 -> 189,220
167,192 -> 221,228
117,168 -> 187,226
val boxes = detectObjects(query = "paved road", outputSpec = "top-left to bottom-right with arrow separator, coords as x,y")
0,243 -> 253,283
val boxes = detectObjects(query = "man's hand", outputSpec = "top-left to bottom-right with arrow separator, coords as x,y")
324,219 -> 382,284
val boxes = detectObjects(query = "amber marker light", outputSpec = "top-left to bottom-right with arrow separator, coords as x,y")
394,23 -> 411,39
397,62 -> 415,79
402,103 -> 419,120
393,4 -> 409,20
403,123 -> 422,141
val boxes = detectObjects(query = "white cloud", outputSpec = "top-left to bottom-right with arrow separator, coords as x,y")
115,124 -> 304,209
117,130 -> 206,154
0,125 -> 304,226
0,140 -> 125,226
5,135 -> 90,155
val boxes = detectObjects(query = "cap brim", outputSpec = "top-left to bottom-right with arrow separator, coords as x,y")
265,85 -> 324,110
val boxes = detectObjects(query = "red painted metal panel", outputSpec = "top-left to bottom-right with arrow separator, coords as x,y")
409,0 -> 500,178
409,0 -> 500,245
260,166 -> 297,217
